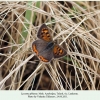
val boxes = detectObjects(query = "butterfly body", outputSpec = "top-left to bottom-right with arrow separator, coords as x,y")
32,24 -> 67,62
44,41 -> 54,51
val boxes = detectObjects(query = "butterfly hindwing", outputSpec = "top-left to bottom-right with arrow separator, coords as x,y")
53,44 -> 67,58
37,24 -> 52,42
39,47 -> 54,62
32,39 -> 54,62
32,39 -> 48,55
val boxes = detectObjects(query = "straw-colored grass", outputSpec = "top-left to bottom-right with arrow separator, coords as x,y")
0,1 -> 100,90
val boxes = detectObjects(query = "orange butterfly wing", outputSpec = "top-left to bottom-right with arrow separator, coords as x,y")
37,24 -> 52,42
53,44 -> 67,58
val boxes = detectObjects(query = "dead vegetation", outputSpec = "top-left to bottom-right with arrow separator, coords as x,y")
0,1 -> 100,90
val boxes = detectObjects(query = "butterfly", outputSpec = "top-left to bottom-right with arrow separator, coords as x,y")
32,24 -> 67,62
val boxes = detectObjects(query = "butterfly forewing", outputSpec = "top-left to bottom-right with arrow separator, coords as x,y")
53,44 -> 67,58
37,24 -> 52,42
